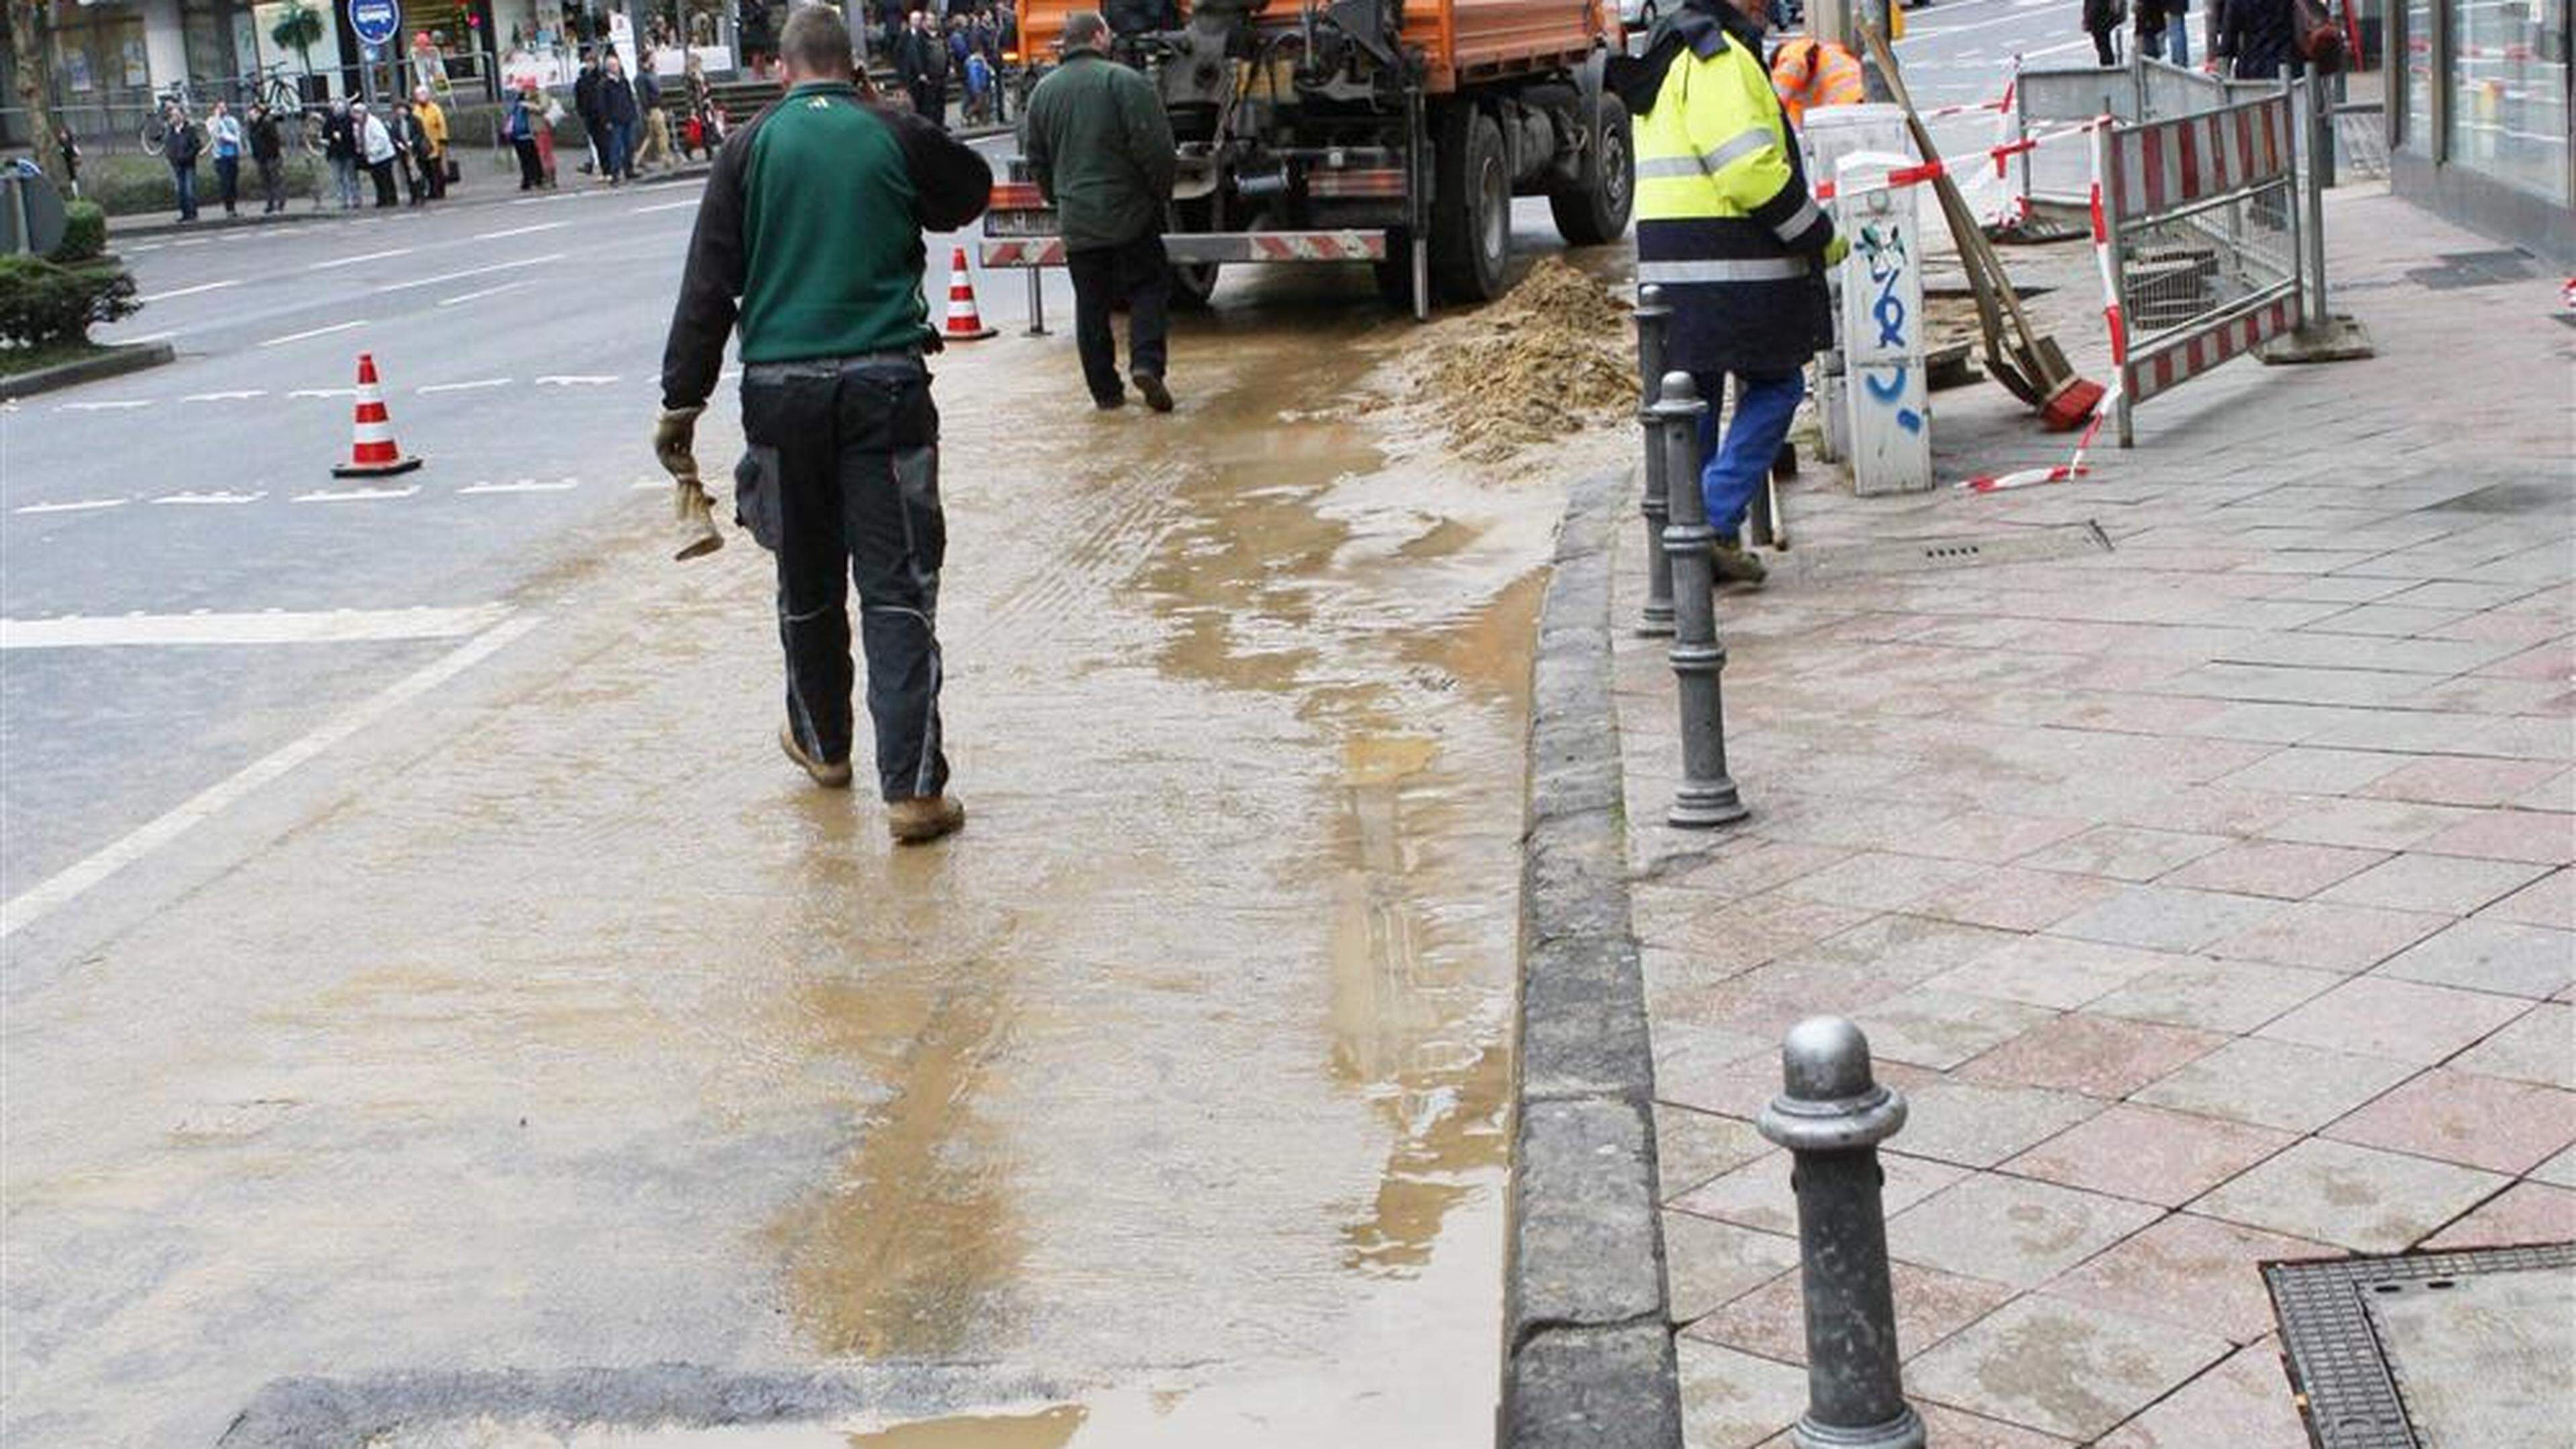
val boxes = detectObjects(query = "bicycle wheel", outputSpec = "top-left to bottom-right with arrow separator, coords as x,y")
142,117 -> 168,157
299,110 -> 325,157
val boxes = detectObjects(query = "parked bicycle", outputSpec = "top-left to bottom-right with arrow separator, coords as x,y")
139,82 -> 201,156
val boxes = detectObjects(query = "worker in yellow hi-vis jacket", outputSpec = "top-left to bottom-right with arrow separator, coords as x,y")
1611,0 -> 1847,587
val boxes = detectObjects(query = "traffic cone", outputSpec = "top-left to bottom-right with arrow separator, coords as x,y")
330,354 -> 423,478
941,246 -> 997,342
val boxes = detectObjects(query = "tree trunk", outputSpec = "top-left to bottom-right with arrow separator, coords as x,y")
8,0 -> 68,191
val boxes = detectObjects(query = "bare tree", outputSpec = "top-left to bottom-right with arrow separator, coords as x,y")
9,0 -> 68,189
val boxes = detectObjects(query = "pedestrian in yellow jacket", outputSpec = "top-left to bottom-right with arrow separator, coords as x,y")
412,87 -> 449,199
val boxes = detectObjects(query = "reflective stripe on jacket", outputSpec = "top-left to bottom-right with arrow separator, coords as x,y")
1770,39 -> 1865,126
1630,3 -> 1833,376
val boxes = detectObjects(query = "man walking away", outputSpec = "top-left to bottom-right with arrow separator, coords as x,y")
1612,0 -> 1845,588
164,105 -> 203,223
898,9 -> 952,129
248,103 -> 286,213
575,50 -> 606,174
600,52 -> 643,182
208,101 -> 243,217
2216,0 -> 2299,77
324,99 -> 360,208
414,85 -> 449,199
657,3 -> 991,845
1022,10 -> 1178,411
356,101 -> 399,207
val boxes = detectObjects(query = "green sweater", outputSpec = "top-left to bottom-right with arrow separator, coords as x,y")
1020,51 -> 1177,251
661,81 -> 991,408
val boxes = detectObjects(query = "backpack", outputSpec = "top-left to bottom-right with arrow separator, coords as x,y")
2293,0 -> 2349,72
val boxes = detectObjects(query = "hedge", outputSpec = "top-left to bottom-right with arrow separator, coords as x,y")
50,200 -> 107,264
0,256 -> 142,347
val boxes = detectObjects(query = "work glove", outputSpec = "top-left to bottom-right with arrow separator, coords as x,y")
1823,233 -> 1852,269
655,405 -> 724,561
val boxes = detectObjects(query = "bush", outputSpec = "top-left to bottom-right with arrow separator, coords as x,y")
85,153 -> 323,217
0,256 -> 142,347
50,200 -> 108,264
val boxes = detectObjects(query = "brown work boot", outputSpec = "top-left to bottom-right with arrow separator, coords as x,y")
1711,539 -> 1770,587
887,794 -> 966,845
1133,372 -> 1173,413
778,723 -> 853,790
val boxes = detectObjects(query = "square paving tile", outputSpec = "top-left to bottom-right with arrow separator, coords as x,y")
1888,1173 -> 2161,1289
2019,826 -> 2232,881
1914,866 -> 2128,933
2264,797 -> 2481,851
1897,1081 -> 2107,1169
1662,1210 -> 1804,1324
2006,1104 -> 2293,1208
2257,975 -> 2532,1065
2373,918 -> 2576,998
1960,1014 -> 2228,1099
2051,886 -> 2288,953
2214,745 -> 2410,796
2088,957 -> 2344,1034
2361,754 -> 2567,807
1906,812 -> 2094,864
2451,1002 -> 2573,1088
1902,1401 -> 2078,1449
2206,899 -> 2451,973
1682,1257 -> 2011,1366
1640,889 -> 1876,971
2479,867 -> 2575,929
1904,1295 -> 2233,1442
2160,840 -> 2388,900
2191,1138 -> 2507,1252
1670,840 -> 1860,902
2320,851 -> 2554,914
1799,914 -> 2031,979
1655,1104 -> 1774,1202
2043,1213 -> 2333,1343
1853,989 -> 2059,1071
2417,809 -> 2576,866
1776,851 -> 1988,912
1671,1148 -> 1965,1237
2536,1144 -> 2576,1189
2420,1181 -> 2576,1249
2134,1038 -> 2422,1132
1920,937 -> 2192,1011
2322,1067 -> 2576,1174
2094,1340 -> 2311,1449
1676,1339 -> 1809,1449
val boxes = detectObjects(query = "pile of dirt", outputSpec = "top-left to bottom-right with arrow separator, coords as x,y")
1409,259 -> 1638,462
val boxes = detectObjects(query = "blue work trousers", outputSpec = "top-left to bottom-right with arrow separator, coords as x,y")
1690,370 -> 1804,541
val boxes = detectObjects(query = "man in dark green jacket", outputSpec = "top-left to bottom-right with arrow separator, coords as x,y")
1022,9 -> 1179,411
656,2 -> 990,845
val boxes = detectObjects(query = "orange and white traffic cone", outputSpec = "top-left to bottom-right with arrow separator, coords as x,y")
941,246 -> 997,342
330,353 -> 423,478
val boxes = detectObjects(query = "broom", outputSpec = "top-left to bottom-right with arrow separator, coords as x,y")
1860,24 -> 2106,431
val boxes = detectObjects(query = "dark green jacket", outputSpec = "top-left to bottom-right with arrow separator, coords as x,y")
661,80 -> 991,409
1020,51 -> 1176,251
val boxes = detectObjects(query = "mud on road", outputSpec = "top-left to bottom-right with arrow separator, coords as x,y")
3,264 -> 1641,1446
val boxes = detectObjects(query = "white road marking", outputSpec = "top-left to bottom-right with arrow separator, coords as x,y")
170,238 -> 212,248
629,199 -> 698,215
292,484 -> 420,502
372,253 -> 566,293
474,221 -> 567,239
1,604 -> 510,649
13,497 -> 129,515
535,374 -> 619,387
437,281 -> 528,307
309,246 -> 413,272
631,478 -> 667,490
287,386 -> 358,399
182,389 -> 267,402
418,376 -> 512,394
153,490 -> 268,505
117,331 -> 178,345
55,400 -> 152,413
259,319 -> 365,348
0,612 -> 541,938
459,478 -> 578,494
139,279 -> 242,303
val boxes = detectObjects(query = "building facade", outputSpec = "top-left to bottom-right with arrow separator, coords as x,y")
2389,0 -> 2573,263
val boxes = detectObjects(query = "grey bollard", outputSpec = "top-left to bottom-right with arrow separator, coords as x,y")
1634,284 -> 1676,637
1654,372 -> 1749,830
1758,1018 -> 1925,1449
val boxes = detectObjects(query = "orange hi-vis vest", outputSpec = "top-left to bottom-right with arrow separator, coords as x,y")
1770,38 -> 1865,126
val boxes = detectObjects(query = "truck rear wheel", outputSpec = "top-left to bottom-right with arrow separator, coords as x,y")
1550,91 -> 1635,247
1432,107 -> 1510,304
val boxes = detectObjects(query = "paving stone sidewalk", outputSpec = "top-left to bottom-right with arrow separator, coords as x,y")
1611,184 -> 2575,1446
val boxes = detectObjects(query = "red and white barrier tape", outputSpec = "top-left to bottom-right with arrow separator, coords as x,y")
1813,118 -> 2104,202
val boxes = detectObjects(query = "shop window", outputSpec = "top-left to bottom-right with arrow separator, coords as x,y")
2449,0 -> 2572,201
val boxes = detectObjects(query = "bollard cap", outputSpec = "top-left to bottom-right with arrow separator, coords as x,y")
1758,1016 -> 1907,1152
1650,370 -> 1704,423
1635,282 -> 1669,315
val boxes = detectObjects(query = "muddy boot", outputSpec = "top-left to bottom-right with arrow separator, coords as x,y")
1133,372 -> 1173,413
778,724 -> 853,790
1711,539 -> 1770,587
888,794 -> 966,845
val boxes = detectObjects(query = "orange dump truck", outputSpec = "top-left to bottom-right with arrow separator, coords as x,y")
982,0 -> 1634,315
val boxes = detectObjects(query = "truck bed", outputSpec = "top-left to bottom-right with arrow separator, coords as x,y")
1012,0 -> 1605,93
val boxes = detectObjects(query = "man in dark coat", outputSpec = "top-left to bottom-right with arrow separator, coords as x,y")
574,50 -> 606,174
2217,0 -> 2300,77
896,9 -> 952,129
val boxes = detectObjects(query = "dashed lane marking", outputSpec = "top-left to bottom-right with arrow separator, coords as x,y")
535,375 -> 619,387
474,221 -> 568,239
437,281 -> 529,307
12,497 -> 129,515
417,377 -> 512,394
458,478 -> 579,495
152,490 -> 268,505
55,400 -> 152,413
139,279 -> 242,303
292,484 -> 420,502
1,604 -> 511,649
287,386 -> 358,399
308,246 -> 414,272
372,253 -> 566,294
259,319 -> 365,348
629,199 -> 698,214
182,389 -> 268,402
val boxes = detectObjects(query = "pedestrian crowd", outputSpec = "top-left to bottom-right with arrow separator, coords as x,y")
883,1 -> 1021,129
2083,0 -> 2325,76
309,89 -> 451,211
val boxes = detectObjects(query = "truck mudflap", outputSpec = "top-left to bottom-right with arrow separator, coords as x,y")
979,231 -> 1393,268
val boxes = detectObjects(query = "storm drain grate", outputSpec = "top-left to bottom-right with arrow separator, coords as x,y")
2402,248 -> 2541,290
1782,521 -> 2111,582
2266,1242 -> 2576,1449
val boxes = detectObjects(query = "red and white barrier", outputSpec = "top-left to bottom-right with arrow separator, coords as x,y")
1812,117 -> 2107,203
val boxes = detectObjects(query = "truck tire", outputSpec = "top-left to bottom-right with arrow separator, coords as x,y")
1432,107 -> 1510,303
1550,91 -> 1635,247
1373,229 -> 1421,312
1169,199 -> 1221,310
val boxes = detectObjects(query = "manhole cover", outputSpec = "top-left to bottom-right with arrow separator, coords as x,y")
2267,1242 -> 2576,1449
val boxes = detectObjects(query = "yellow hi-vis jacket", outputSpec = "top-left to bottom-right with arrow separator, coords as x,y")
1625,4 -> 1835,376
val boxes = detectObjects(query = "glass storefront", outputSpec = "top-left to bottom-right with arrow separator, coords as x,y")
2447,0 -> 2571,201
2402,0 -> 2436,154
46,2 -> 153,97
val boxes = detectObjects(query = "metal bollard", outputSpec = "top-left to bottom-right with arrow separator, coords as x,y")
1634,284 -> 1676,637
1654,372 -> 1750,830
1026,268 -> 1048,337
1758,1018 -> 1925,1449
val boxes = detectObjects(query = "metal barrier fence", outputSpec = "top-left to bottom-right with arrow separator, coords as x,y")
2093,89 -> 2305,447
2016,58 -> 2282,222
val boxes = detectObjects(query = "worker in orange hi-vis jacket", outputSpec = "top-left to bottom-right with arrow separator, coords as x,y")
1769,36 -> 1866,127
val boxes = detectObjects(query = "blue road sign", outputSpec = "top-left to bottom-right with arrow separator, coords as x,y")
347,0 -> 402,49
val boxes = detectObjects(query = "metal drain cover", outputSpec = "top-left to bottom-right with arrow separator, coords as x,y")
1782,521 -> 2112,582
2267,1242 -> 2576,1449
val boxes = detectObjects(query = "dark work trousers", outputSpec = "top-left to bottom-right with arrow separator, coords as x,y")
1065,232 -> 1172,406
513,138 -> 545,189
257,157 -> 285,212
368,158 -> 398,207
740,355 -> 951,803
213,156 -> 239,214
